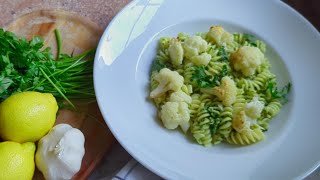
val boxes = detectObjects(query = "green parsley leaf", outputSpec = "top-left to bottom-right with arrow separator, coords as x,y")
0,28 -> 96,108
151,59 -> 167,73
267,81 -> 291,103
218,46 -> 228,62
192,65 -> 229,88
207,106 -> 222,134
243,33 -> 258,47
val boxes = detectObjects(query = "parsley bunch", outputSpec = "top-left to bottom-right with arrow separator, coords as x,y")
0,29 -> 95,109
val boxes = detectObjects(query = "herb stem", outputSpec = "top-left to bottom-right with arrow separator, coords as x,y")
39,67 -> 76,109
54,29 -> 62,60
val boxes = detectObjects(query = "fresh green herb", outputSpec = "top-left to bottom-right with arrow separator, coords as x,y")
54,29 -> 62,59
207,106 -> 221,134
267,81 -> 291,103
217,46 -> 228,62
0,28 -> 95,108
243,33 -> 258,47
191,66 -> 212,88
192,65 -> 228,88
151,59 -> 167,73
220,64 -> 229,76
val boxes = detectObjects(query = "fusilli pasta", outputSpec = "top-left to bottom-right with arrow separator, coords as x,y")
149,25 -> 291,147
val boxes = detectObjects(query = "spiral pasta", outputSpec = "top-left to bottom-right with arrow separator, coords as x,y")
192,102 -> 223,146
206,61 -> 226,77
190,93 -> 201,119
183,62 -> 196,85
236,70 -> 276,92
257,114 -> 272,131
233,33 -> 266,53
206,44 -> 220,62
216,106 -> 233,140
149,26 -> 290,147
156,49 -> 169,62
264,99 -> 282,117
233,89 -> 246,114
199,93 -> 214,106
226,126 -> 265,145
253,70 -> 276,91
191,104 -> 214,147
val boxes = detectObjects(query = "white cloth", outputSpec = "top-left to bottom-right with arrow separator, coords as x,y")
89,143 -> 161,180
112,159 -> 161,180
89,143 -> 320,180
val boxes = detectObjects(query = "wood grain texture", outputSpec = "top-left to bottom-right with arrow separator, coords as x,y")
0,0 -> 130,29
6,10 -> 103,58
5,10 -> 116,180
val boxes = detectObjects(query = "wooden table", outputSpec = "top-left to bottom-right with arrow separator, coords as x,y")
0,0 -> 130,28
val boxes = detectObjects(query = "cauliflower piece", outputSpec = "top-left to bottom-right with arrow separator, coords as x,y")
232,96 -> 263,133
168,38 -> 184,66
190,52 -> 212,66
232,111 -> 257,133
245,96 -> 264,119
183,36 -> 208,59
150,68 -> 184,98
160,101 -> 190,133
206,26 -> 233,46
212,76 -> 237,106
169,90 -> 192,104
179,121 -> 190,134
230,46 -> 264,76
232,111 -> 247,133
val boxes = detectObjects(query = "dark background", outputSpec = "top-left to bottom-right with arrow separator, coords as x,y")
286,0 -> 320,31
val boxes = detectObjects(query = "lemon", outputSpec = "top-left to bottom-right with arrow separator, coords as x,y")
0,91 -> 58,143
0,141 -> 35,180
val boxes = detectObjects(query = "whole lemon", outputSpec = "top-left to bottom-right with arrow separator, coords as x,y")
0,141 -> 36,180
0,91 -> 58,143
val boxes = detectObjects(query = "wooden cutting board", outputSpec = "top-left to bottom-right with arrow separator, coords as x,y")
5,10 -> 115,180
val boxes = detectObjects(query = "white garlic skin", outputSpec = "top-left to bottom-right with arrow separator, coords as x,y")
36,124 -> 85,180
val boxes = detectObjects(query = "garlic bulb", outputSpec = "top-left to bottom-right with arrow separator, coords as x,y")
36,124 -> 85,180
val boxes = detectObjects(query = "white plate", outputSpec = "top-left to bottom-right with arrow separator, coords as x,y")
94,0 -> 320,179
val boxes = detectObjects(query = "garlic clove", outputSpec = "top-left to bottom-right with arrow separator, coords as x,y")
36,124 -> 85,180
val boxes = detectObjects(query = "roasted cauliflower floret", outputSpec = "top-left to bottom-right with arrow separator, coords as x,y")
212,76 -> 237,106
183,36 -> 208,59
160,101 -> 190,133
230,46 -> 264,76
169,90 -> 192,104
190,52 -> 212,66
245,96 -> 264,119
168,38 -> 184,66
150,68 -> 184,98
206,26 -> 233,46
232,111 -> 257,133
232,111 -> 247,133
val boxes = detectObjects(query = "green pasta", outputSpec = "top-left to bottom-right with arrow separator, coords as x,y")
190,94 -> 201,119
226,126 -> 265,145
214,106 -> 233,142
149,25 -> 291,147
